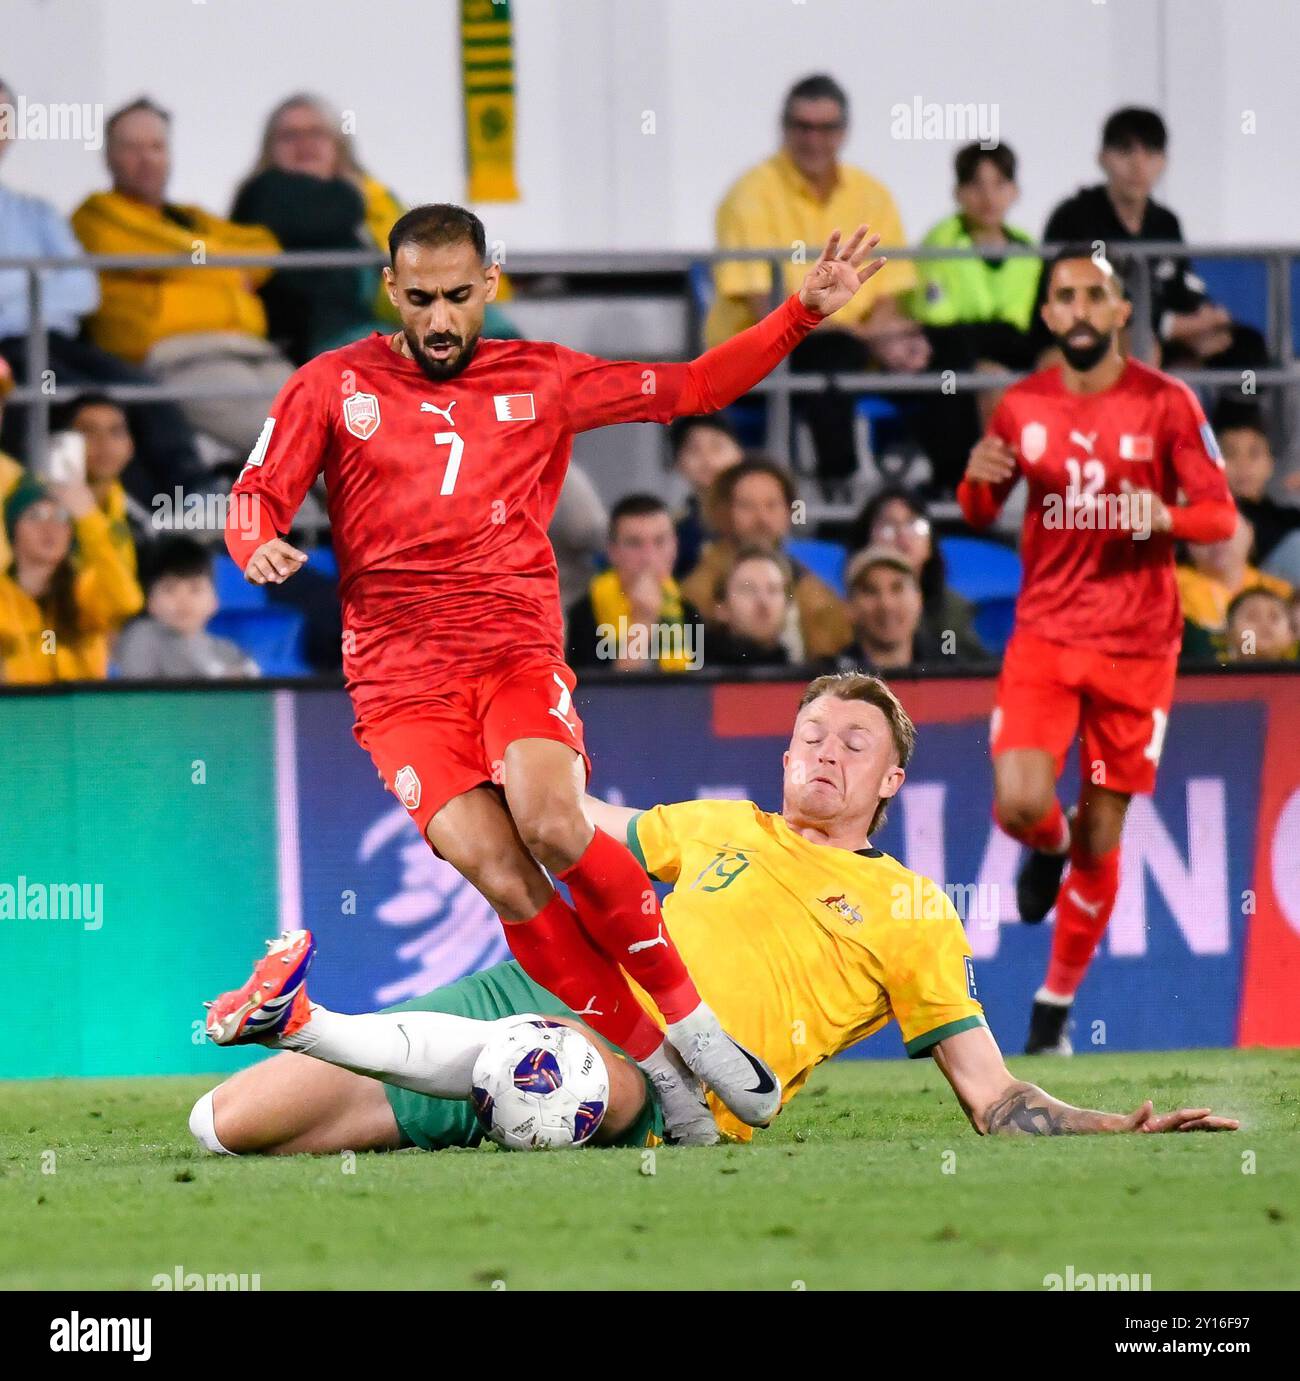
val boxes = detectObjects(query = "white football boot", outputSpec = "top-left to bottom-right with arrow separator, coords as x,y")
667,1003 -> 782,1128
643,1043 -> 719,1146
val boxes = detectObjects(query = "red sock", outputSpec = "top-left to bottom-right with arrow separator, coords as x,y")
996,796 -> 1069,854
1045,844 -> 1121,997
503,891 -> 664,1060
558,827 -> 701,1024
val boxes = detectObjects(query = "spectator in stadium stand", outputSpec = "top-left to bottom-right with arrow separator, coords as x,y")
1176,512 -> 1293,639
826,545 -> 948,673
905,143 -> 1043,491
702,547 -> 794,668
0,78 -> 208,505
1222,586 -> 1298,664
549,461 -> 608,615
565,494 -> 703,673
115,536 -> 258,679
0,474 -> 143,682
71,98 -> 294,456
52,393 -> 149,570
911,144 -> 1041,350
680,455 -> 851,661
845,485 -> 987,660
1039,108 -> 1266,372
1214,400 -> 1300,563
668,414 -> 744,577
233,94 -> 521,362
704,74 -> 925,484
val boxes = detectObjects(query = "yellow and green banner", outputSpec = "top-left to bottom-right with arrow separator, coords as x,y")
460,0 -> 520,202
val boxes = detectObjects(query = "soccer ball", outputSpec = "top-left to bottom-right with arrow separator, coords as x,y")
470,1018 -> 609,1151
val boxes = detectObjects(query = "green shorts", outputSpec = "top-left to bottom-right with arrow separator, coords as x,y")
379,960 -> 663,1151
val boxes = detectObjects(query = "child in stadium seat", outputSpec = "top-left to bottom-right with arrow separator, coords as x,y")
115,536 -> 257,680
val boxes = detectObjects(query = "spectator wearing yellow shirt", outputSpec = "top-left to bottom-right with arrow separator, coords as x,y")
71,99 -> 293,456
0,475 -> 143,683
706,74 -> 923,483
1176,513 -> 1292,640
56,393 -> 142,578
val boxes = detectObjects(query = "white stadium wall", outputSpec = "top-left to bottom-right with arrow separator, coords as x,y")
6,0 -> 1300,249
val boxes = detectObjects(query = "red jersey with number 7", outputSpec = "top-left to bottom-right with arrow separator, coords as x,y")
226,302 -> 822,720
957,359 -> 1235,659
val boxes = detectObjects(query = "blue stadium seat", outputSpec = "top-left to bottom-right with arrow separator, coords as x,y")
1292,257 -> 1300,357
786,537 -> 848,595
1191,257 -> 1268,334
973,596 -> 1018,654
688,259 -> 715,313
213,552 -> 266,610
305,547 -> 338,580
938,535 -> 1022,603
208,607 -> 310,676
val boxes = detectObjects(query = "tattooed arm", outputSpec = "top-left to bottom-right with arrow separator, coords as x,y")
929,1025 -> 1239,1136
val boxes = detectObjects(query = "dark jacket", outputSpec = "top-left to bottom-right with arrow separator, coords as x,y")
231,168 -> 375,362
701,625 -> 791,669
1040,184 -> 1205,339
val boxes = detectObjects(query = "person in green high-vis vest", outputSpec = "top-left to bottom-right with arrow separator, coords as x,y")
911,142 -> 1040,353
906,143 -> 1042,492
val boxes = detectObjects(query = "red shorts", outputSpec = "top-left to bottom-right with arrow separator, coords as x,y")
354,657 -> 591,836
991,632 -> 1177,795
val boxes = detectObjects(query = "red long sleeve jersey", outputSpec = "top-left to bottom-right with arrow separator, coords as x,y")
957,360 -> 1235,659
227,302 -> 819,718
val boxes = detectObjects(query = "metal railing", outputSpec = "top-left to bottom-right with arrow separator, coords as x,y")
3,241 -> 1297,490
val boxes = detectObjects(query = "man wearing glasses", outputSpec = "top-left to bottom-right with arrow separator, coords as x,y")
706,74 -> 926,483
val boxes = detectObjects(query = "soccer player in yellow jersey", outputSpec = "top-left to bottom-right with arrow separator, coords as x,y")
194,672 -> 1237,1156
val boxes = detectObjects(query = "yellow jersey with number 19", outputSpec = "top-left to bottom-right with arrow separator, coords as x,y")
626,798 -> 986,1141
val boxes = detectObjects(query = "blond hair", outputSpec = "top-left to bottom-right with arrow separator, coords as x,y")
796,672 -> 916,832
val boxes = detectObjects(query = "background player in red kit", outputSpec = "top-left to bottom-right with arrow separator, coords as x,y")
223,203 -> 886,1143
958,246 -> 1236,1055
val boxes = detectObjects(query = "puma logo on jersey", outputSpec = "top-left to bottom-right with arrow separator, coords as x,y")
1066,888 -> 1103,917
1069,430 -> 1098,455
627,922 -> 668,955
420,400 -> 457,426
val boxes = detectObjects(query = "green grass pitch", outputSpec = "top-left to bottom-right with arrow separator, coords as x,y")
2,1049 -> 1296,1291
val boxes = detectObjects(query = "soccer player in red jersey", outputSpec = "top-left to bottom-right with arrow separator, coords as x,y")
957,246 -> 1236,1055
224,203 -> 886,1142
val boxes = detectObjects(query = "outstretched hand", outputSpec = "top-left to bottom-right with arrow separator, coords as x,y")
798,225 -> 886,319
1116,1099 -> 1239,1133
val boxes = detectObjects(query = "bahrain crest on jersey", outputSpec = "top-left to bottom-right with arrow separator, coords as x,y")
1020,421 -> 1047,463
393,764 -> 421,810
343,391 -> 382,440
